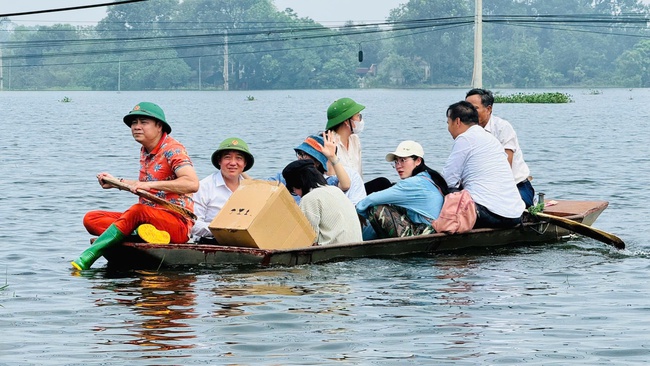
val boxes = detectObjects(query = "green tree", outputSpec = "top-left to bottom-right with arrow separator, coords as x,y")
374,53 -> 422,86
91,0 -> 189,90
176,0 -> 282,89
387,0 -> 474,86
477,0 -> 650,87
615,39 -> 650,87
4,0 -> 650,90
5,24 -> 92,89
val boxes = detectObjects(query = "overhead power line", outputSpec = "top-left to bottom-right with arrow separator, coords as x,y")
1,17 -> 475,58
1,13 -> 649,68
0,0 -> 147,18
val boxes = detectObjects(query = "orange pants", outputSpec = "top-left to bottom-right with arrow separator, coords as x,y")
83,203 -> 192,243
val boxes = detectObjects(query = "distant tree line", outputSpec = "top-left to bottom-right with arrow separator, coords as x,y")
1,0 -> 649,90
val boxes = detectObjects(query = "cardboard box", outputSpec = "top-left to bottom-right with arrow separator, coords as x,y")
208,179 -> 316,249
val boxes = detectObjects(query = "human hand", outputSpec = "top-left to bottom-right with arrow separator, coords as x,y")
96,172 -> 116,189
129,180 -> 151,193
322,131 -> 337,160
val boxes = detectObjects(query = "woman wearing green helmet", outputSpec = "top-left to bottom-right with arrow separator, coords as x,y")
325,97 -> 366,180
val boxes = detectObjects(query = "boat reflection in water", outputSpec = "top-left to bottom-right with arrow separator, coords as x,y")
434,257 -> 478,308
92,271 -> 198,353
208,269 -> 321,318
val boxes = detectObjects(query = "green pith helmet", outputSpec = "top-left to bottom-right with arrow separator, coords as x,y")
123,102 -> 172,134
325,97 -> 366,130
211,137 -> 255,172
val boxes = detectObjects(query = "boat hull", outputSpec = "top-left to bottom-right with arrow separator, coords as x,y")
102,200 -> 609,269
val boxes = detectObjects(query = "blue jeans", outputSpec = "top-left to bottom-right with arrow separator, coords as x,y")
517,179 -> 535,208
474,203 -> 522,229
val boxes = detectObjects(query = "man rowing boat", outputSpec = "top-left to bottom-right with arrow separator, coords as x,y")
71,102 -> 199,270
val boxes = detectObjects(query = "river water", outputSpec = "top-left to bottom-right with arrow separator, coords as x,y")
1,88 -> 649,365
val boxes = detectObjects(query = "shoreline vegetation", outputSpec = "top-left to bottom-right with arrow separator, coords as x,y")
2,1 -> 649,91
494,92 -> 574,103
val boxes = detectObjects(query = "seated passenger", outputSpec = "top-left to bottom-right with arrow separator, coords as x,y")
262,131 -> 366,205
325,97 -> 366,179
295,132 -> 366,205
356,141 -> 447,239
282,159 -> 362,245
191,137 -> 254,243
466,88 -> 535,207
442,101 -> 525,229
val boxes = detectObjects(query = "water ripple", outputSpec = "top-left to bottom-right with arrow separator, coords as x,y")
1,89 -> 649,365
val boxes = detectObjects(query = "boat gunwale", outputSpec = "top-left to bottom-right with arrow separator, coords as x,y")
116,200 -> 609,255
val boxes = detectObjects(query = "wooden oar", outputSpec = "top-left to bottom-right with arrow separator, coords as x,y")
534,211 -> 624,250
101,176 -> 197,220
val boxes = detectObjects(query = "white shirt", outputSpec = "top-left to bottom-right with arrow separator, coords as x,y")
340,166 -> 366,205
300,185 -> 363,245
191,172 -> 242,239
485,115 -> 531,184
334,132 -> 363,180
442,125 -> 525,219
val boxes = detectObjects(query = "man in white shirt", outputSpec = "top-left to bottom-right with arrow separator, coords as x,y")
191,137 -> 254,243
442,101 -> 525,229
466,88 -> 535,207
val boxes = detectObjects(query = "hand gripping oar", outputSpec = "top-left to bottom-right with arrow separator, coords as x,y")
533,211 -> 625,250
101,176 -> 197,220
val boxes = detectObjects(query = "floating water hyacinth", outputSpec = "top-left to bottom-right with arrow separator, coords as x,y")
494,92 -> 573,103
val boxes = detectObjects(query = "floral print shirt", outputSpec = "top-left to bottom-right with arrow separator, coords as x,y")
139,133 -> 194,212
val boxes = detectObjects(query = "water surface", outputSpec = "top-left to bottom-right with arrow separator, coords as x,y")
1,88 -> 649,365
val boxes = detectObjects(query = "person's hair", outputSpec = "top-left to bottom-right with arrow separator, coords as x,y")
282,160 -> 327,195
126,116 -> 163,127
466,88 -> 494,107
447,101 -> 479,126
155,120 -> 165,131
411,158 -> 450,196
327,121 -> 351,134
296,149 -> 326,174
217,149 -> 247,165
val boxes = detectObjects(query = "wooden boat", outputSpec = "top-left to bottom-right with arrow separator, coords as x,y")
103,200 -> 611,269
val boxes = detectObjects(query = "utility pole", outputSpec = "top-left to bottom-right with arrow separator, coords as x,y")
223,30 -> 229,91
0,47 -> 3,91
118,59 -> 121,92
471,0 -> 483,88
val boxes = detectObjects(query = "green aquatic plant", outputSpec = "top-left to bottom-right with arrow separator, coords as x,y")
527,202 -> 545,215
494,92 -> 573,103
246,95 -> 255,101
588,89 -> 602,95
60,96 -> 72,103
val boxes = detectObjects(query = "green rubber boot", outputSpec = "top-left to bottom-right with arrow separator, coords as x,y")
71,224 -> 125,270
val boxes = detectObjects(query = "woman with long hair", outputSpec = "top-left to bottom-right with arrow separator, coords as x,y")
356,141 -> 447,239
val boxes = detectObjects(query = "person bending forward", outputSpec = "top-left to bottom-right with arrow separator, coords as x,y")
282,159 -> 362,245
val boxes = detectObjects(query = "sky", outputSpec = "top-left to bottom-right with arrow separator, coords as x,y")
2,0 -> 406,26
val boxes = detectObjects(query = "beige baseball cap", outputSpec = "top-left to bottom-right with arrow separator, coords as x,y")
385,140 -> 424,162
